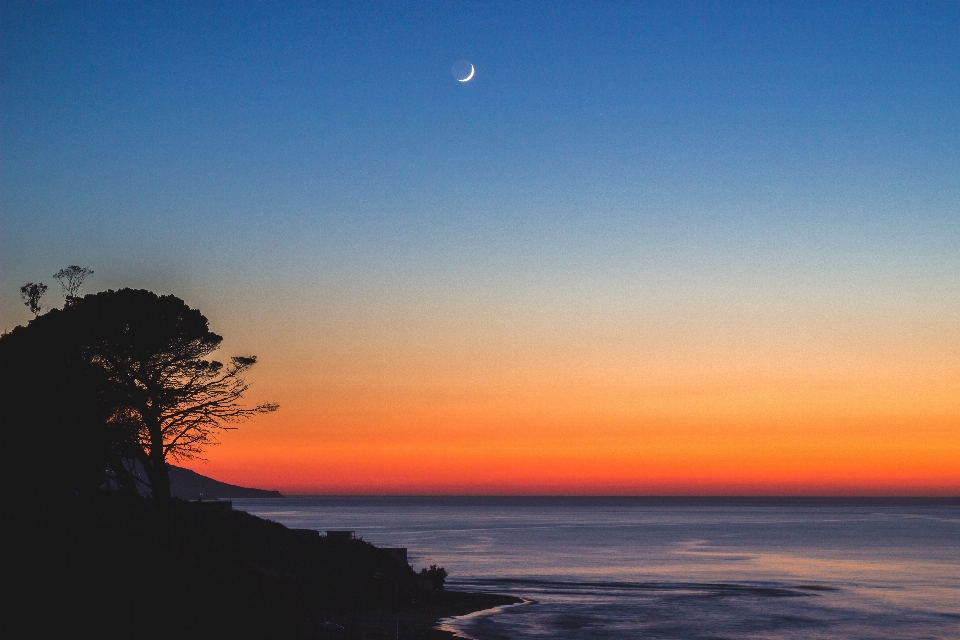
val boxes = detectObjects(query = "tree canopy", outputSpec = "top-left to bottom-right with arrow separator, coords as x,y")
18,282 -> 47,316
53,265 -> 93,303
0,288 -> 277,507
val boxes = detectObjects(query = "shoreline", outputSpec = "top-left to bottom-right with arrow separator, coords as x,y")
425,591 -> 525,640
435,597 -> 531,640
309,590 -> 523,639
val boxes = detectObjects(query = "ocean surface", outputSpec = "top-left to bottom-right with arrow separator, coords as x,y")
232,497 -> 960,639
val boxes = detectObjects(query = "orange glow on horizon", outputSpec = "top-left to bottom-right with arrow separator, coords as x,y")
182,379 -> 960,495
183,300 -> 960,496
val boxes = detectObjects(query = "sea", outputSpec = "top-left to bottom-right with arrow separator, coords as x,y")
232,497 -> 960,639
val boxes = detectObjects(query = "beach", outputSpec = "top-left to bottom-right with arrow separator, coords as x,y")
303,591 -> 520,639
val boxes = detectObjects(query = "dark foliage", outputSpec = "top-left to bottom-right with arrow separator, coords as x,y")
0,305 -> 120,507
18,281 -> 47,315
420,565 -> 449,591
53,264 -> 93,303
0,288 -> 276,507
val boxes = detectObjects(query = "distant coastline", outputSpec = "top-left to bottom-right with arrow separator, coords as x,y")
169,465 -> 284,500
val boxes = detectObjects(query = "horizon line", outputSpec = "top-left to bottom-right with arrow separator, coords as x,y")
253,494 -> 960,501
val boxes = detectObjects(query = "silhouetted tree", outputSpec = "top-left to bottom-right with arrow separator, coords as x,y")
19,282 -> 47,316
68,289 -> 278,507
0,307 -> 119,505
1,288 -> 277,509
419,564 -> 448,590
53,265 -> 93,305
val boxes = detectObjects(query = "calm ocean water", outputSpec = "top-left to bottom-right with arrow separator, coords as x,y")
233,497 -> 960,639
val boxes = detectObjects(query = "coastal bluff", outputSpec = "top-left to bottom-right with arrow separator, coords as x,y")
3,490 -> 517,639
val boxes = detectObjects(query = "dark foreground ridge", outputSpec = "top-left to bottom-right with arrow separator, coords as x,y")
2,495 -> 518,639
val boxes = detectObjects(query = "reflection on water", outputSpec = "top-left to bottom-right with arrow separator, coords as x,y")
235,498 -> 960,639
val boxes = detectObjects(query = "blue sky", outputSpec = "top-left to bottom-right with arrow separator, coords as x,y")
4,0 -> 959,333
4,2 -> 957,300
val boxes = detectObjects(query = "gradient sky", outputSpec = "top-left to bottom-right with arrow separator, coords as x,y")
2,1 -> 958,494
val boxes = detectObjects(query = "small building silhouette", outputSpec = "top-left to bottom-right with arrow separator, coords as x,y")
325,530 -> 355,540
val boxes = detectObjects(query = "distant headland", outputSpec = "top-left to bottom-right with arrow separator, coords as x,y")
169,465 -> 284,500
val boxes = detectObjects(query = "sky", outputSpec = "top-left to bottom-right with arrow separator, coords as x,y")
2,1 -> 958,495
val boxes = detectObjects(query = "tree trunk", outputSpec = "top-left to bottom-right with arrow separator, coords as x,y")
149,441 -> 171,508
143,411 -> 171,510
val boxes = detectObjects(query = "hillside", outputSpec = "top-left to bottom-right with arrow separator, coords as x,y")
169,465 -> 284,499
2,495 -> 517,638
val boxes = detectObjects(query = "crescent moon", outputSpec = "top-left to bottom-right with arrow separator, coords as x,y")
458,64 -> 475,82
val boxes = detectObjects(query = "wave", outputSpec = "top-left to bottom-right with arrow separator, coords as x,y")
454,576 -> 839,599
